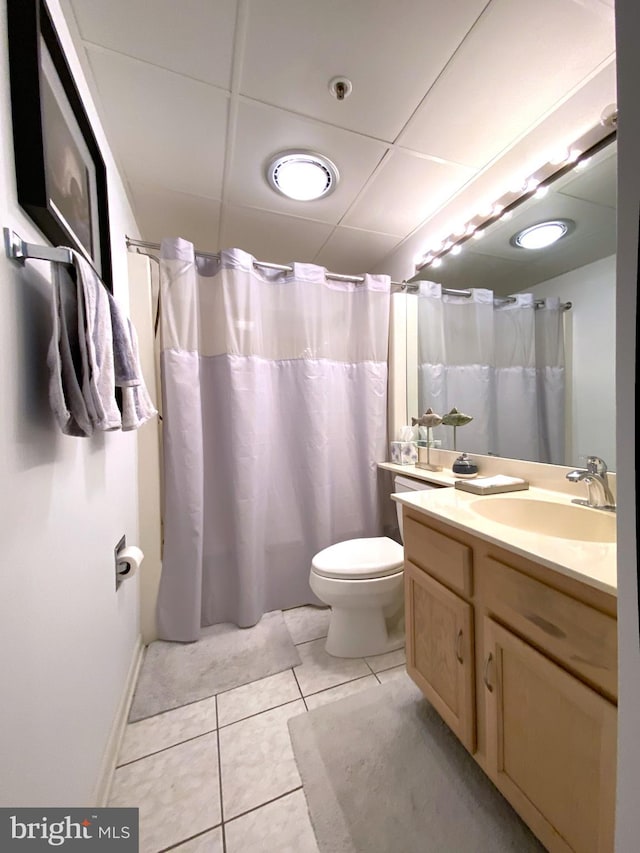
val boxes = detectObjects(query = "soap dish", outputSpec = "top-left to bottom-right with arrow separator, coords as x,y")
455,475 -> 529,495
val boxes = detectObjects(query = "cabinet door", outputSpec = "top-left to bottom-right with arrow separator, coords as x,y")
482,617 -> 616,853
405,560 -> 475,752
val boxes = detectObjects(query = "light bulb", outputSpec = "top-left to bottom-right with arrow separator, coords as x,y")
576,157 -> 592,170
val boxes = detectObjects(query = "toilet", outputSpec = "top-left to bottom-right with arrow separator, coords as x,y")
309,475 -> 437,658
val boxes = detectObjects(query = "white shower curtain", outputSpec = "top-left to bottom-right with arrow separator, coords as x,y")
417,282 -> 565,462
157,238 -> 391,642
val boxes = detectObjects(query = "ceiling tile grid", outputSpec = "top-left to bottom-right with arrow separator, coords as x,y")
64,0 -> 616,276
85,45 -> 229,199
397,0 -> 616,166
129,183 -> 222,249
69,0 -> 238,88
238,0 -> 490,141
225,99 -> 390,223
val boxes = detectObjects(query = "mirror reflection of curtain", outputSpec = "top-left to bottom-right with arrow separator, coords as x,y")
417,282 -> 565,463
156,239 -> 391,641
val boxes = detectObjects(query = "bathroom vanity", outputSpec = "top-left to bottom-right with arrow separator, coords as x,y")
394,485 -> 617,853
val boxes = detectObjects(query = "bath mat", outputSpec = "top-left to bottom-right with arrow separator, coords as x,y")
129,610 -> 301,721
288,672 -> 545,853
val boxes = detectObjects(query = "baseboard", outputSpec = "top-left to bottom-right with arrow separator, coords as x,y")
93,635 -> 145,806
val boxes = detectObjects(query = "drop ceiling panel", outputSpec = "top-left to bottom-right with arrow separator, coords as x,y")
227,100 -> 388,222
419,252 -> 527,292
240,0 -> 489,141
469,194 -> 616,262
130,183 -> 221,249
313,228 -> 401,276
221,206 -> 334,264
344,150 -> 475,235
68,0 -> 236,88
399,0 -> 616,167
559,151 -> 617,208
86,46 -> 228,199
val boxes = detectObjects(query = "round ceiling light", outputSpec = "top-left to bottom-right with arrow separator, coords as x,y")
266,150 -> 339,201
510,218 -> 575,250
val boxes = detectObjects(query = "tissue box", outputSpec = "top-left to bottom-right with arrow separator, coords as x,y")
390,441 -> 418,465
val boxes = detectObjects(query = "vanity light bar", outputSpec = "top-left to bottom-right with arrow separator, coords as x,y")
414,118 -> 617,273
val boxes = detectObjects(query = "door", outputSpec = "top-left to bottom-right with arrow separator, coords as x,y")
405,560 -> 476,752
482,617 -> 616,853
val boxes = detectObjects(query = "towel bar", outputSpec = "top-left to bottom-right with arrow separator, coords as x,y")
4,226 -> 73,265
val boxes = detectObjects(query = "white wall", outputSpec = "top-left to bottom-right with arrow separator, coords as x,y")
613,0 -> 640,848
529,254 -> 616,469
0,0 -> 143,806
128,253 -> 162,644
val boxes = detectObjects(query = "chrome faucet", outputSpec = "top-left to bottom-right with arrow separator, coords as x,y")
566,456 -> 616,511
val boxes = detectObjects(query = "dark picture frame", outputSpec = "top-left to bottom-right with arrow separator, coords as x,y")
7,0 -> 112,290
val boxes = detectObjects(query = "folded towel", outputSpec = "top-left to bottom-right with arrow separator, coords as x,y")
68,249 -> 121,431
108,292 -> 140,387
121,317 -> 158,431
47,263 -> 94,436
108,292 -> 157,430
47,248 -> 156,435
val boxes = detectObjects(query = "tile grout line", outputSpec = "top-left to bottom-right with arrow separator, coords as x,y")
220,696 -> 304,730
117,665 -> 405,768
115,726 -> 218,768
215,693 -> 228,853
291,665 -> 309,711
158,823 -> 222,853
129,692 -> 220,724
224,785 -> 305,827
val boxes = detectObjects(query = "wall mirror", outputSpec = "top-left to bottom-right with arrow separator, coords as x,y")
405,135 -> 616,469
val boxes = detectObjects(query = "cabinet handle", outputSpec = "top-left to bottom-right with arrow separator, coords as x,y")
483,653 -> 494,692
455,629 -> 464,663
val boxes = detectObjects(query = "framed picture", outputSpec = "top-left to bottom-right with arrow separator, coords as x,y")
7,0 -> 112,289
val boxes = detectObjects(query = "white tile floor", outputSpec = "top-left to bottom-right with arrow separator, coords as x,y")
109,605 -> 406,853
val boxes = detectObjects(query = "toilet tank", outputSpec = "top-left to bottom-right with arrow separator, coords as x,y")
393,475 -> 438,542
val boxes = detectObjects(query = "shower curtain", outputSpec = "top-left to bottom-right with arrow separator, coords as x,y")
157,238 -> 391,642
417,282 -> 565,463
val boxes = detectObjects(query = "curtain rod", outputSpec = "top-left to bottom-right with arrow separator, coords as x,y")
125,236 -> 410,291
2,229 -> 572,312
439,288 -> 572,310
125,238 -> 571,308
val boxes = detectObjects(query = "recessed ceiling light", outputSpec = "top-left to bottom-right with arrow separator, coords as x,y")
266,150 -> 339,201
510,219 -> 575,250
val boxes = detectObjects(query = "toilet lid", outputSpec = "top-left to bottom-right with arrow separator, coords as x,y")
311,537 -> 404,580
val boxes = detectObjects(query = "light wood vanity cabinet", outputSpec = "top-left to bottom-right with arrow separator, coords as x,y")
404,561 -> 476,751
403,507 -> 618,853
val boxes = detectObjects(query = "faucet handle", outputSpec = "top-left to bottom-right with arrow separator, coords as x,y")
585,456 -> 608,475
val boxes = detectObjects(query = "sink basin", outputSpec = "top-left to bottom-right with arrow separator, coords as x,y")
468,497 -> 616,543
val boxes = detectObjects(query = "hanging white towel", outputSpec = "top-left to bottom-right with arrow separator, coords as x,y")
67,249 -> 121,431
108,293 -> 158,430
47,263 -> 94,436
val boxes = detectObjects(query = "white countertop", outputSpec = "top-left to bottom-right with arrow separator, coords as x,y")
392,484 -> 617,596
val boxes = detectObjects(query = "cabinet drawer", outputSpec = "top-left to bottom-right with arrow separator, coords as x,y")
403,514 -> 472,597
480,555 -> 617,701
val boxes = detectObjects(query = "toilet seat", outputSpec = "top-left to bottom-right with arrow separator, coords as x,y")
311,537 -> 404,580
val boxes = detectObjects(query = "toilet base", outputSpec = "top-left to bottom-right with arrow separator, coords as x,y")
324,606 -> 404,658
